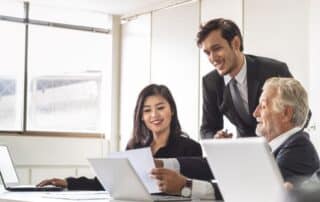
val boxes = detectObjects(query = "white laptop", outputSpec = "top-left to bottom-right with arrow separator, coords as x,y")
88,158 -> 190,201
0,145 -> 62,192
201,137 -> 286,202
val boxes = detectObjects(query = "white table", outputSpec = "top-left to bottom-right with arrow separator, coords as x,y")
0,189 -> 109,202
0,188 -> 218,202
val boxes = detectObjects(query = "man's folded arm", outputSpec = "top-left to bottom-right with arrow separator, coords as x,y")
178,157 -> 214,180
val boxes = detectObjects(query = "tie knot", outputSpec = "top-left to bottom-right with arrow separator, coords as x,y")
230,78 -> 238,86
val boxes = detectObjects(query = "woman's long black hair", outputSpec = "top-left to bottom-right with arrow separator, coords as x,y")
126,84 -> 182,149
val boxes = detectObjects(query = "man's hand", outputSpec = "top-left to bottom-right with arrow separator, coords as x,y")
151,168 -> 187,195
284,182 -> 294,191
214,129 -> 233,139
36,178 -> 68,188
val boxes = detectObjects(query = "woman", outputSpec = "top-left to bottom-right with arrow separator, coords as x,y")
37,84 -> 202,190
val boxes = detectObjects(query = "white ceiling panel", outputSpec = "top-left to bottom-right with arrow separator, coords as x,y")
25,0 -> 169,15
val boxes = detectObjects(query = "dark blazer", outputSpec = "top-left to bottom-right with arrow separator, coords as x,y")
201,54 -> 292,138
274,131 -> 320,184
66,135 -> 202,190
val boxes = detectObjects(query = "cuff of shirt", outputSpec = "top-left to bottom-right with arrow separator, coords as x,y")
191,179 -> 215,200
159,158 -> 180,172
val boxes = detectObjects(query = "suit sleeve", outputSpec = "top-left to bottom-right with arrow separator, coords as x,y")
276,136 -> 319,184
279,62 -> 293,78
66,176 -> 104,190
177,157 -> 214,180
183,140 -> 203,157
200,77 -> 223,139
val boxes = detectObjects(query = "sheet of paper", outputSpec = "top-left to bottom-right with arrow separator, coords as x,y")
43,191 -> 111,200
108,147 -> 159,193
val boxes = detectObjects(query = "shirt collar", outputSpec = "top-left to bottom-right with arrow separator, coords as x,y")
269,127 -> 301,152
224,55 -> 247,85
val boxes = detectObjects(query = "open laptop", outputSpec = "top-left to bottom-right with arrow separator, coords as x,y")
201,137 -> 286,202
0,145 -> 63,192
88,158 -> 190,201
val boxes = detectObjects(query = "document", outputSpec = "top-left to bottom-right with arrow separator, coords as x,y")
108,147 -> 159,193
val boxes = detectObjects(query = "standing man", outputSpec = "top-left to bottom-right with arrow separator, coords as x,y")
199,18 -> 292,138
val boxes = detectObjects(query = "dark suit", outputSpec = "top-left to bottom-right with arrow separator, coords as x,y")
201,54 -> 292,138
274,131 -> 320,184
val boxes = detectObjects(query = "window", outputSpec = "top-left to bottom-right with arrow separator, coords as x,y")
0,0 -> 24,18
27,25 -> 111,132
0,2 -> 112,134
0,21 -> 25,131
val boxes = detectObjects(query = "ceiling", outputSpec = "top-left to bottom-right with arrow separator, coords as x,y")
26,0 -> 171,15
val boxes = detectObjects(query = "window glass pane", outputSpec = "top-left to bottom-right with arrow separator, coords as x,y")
27,25 -> 111,133
29,3 -> 111,29
0,0 -> 24,18
0,21 -> 25,131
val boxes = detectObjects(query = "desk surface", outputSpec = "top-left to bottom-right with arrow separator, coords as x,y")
0,190 -> 107,202
0,187 -> 218,202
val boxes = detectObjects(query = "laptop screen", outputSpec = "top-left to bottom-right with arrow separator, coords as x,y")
201,138 -> 285,202
0,146 -> 19,185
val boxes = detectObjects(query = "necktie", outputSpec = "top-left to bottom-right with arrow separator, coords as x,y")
229,78 -> 252,124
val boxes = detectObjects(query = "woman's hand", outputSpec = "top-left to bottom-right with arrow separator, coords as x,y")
36,178 -> 68,188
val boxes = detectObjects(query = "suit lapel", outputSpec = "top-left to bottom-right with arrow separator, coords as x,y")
246,55 -> 261,114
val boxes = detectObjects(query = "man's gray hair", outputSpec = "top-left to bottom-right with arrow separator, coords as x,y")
263,77 -> 309,127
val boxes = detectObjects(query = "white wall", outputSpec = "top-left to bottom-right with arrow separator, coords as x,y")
120,14 -> 151,149
0,135 -> 106,184
151,2 -> 200,140
244,0 -> 309,88
309,0 -> 320,154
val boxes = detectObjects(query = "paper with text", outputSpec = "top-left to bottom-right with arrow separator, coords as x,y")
108,147 -> 159,193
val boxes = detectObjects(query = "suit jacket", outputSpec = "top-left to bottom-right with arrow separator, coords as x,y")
274,131 -> 320,184
201,54 -> 292,138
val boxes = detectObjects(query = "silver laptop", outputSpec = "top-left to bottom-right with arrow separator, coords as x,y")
88,158 -> 190,201
201,137 -> 286,202
0,145 -> 62,192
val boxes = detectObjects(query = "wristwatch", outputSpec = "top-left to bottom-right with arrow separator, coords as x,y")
181,179 -> 192,197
